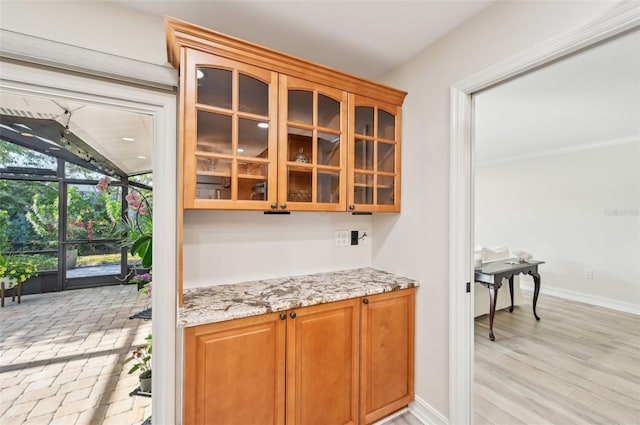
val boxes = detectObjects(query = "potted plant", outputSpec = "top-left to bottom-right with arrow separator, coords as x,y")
129,272 -> 152,293
0,254 -> 37,289
124,333 -> 152,393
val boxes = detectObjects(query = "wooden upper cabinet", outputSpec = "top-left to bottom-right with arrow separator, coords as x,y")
167,17 -> 406,212
348,95 -> 402,213
278,76 -> 348,211
183,50 -> 278,210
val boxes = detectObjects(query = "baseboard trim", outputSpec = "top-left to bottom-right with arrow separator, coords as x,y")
409,395 -> 448,425
520,282 -> 640,315
372,407 -> 409,425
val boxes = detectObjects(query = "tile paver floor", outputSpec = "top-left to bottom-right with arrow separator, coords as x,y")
0,284 -> 152,425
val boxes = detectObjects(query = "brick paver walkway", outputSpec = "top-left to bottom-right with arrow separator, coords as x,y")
0,285 -> 152,425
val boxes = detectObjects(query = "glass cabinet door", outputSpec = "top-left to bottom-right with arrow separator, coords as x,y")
183,50 -> 278,209
278,76 -> 347,211
349,95 -> 401,212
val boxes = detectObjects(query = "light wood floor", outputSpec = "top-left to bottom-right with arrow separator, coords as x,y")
383,411 -> 423,425
474,292 -> 640,425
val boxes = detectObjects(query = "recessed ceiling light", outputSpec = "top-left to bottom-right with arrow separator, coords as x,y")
237,148 -> 245,153
122,137 -> 135,142
257,122 -> 269,129
137,155 -> 146,159
49,147 -> 61,151
197,69 -> 204,79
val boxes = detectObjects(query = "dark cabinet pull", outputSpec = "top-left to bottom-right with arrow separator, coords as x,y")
363,298 -> 369,305
290,312 -> 297,319
280,203 -> 287,209
271,202 -> 278,209
279,313 -> 286,320
349,204 -> 356,211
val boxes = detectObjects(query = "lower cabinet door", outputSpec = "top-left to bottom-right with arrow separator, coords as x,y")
183,313 -> 286,425
286,298 -> 360,425
360,288 -> 416,424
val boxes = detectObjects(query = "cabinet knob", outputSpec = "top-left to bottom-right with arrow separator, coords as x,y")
271,202 -> 278,209
349,204 -> 356,211
363,298 -> 369,305
279,313 -> 287,320
280,203 -> 287,209
289,312 -> 297,319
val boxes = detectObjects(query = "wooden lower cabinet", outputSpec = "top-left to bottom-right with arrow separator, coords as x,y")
360,288 -> 415,424
183,290 -> 414,425
183,312 -> 286,425
184,298 -> 359,425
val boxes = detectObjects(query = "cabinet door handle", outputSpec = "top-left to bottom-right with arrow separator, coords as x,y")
279,313 -> 287,320
289,312 -> 297,319
280,203 -> 287,209
363,298 -> 369,305
271,202 -> 278,209
349,204 -> 356,211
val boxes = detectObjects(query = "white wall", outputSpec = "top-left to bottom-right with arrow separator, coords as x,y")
0,1 -> 167,66
475,142 -> 640,311
183,211 -> 373,287
374,1 -> 619,419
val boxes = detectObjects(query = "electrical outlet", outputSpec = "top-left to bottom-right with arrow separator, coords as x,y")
334,230 -> 349,247
584,268 -> 593,279
351,230 -> 359,245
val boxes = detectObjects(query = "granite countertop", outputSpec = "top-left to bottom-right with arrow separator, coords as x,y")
179,267 -> 419,328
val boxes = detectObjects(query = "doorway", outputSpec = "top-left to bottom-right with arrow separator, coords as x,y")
448,5 -> 640,424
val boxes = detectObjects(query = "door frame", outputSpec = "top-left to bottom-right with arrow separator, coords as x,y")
448,3 -> 640,424
1,38 -> 178,424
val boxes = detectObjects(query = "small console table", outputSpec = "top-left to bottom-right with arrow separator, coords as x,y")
474,260 -> 545,341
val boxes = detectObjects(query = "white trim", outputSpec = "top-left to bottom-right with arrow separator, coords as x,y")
449,2 -> 640,424
409,395 -> 448,425
520,282 -> 640,316
0,60 -> 178,424
0,29 -> 178,90
477,135 -> 640,167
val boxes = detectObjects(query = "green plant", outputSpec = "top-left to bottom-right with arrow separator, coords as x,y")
0,254 -> 37,288
124,333 -> 152,378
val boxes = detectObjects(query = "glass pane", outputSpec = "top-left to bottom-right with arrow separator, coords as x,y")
318,94 -> 340,130
378,109 -> 396,140
288,90 -> 313,125
196,157 -> 231,174
66,163 -> 112,180
377,175 -> 395,205
239,178 -> 268,201
353,173 -> 373,205
238,118 -> 269,158
288,127 -> 312,163
197,111 -> 232,155
237,160 -> 267,178
354,139 -> 374,170
378,143 -> 395,173
66,242 -> 124,279
317,132 -> 340,166
287,168 -> 312,203
317,171 -> 339,203
67,184 -> 122,241
1,139 -> 57,172
355,106 -> 374,136
197,68 -> 232,109
0,179 -> 58,252
239,74 -> 269,116
196,175 -> 231,200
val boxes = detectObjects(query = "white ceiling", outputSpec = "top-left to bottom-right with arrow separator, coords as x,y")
111,0 -> 493,80
475,29 -> 640,165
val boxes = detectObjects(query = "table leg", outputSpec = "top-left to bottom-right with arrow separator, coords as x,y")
16,284 -> 21,304
530,271 -> 541,321
1,280 -> 4,308
508,276 -> 514,313
488,283 -> 498,341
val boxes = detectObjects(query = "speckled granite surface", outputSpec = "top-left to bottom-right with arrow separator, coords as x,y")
179,267 -> 419,328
